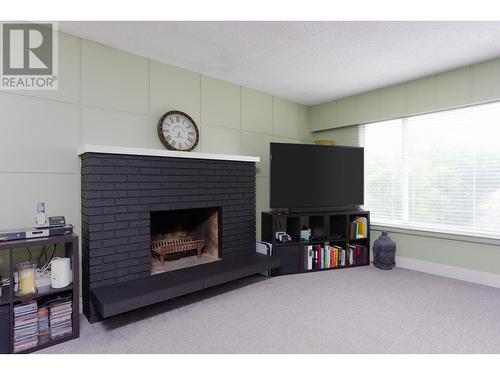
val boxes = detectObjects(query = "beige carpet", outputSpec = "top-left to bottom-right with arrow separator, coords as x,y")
39,266 -> 500,353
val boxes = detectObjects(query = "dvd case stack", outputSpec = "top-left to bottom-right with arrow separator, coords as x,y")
49,300 -> 72,340
13,300 -> 38,353
37,306 -> 50,344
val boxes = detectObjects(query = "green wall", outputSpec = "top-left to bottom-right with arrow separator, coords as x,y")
2,28 -> 499,281
310,58 -> 500,131
0,32 -> 312,278
311,59 -> 500,276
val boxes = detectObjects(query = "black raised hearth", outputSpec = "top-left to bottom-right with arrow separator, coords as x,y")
81,150 -> 258,323
91,252 -> 279,319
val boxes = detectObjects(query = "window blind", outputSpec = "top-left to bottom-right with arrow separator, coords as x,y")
360,101 -> 500,237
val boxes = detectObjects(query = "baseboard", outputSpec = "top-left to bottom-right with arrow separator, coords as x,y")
396,256 -> 500,289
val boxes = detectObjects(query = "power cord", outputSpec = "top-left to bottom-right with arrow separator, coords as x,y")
37,246 -> 48,268
38,256 -> 62,275
35,245 -> 58,284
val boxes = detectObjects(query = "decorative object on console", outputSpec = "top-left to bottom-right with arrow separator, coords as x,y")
373,231 -> 397,270
17,261 -> 37,296
300,227 -> 311,242
275,231 -> 292,243
157,110 -> 199,151
35,202 -> 46,227
313,139 -> 335,145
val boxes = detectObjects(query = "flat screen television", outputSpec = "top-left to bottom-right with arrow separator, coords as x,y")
270,143 -> 364,210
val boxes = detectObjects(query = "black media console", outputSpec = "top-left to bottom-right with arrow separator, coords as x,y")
0,234 -> 79,354
261,209 -> 370,276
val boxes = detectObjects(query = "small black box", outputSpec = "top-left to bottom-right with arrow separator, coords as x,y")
49,216 -> 66,227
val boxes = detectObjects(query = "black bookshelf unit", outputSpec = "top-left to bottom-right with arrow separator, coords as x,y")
261,210 -> 370,276
0,234 -> 79,354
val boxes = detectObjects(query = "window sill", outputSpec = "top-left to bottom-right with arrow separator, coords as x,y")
370,222 -> 500,246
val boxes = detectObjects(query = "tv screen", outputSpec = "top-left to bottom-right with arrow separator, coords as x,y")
270,143 -> 364,210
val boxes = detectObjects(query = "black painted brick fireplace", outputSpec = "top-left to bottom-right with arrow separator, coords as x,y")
80,152 -> 256,323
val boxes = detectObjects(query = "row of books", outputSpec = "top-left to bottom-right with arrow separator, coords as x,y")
350,217 -> 368,240
12,297 -> 73,353
300,244 -> 368,271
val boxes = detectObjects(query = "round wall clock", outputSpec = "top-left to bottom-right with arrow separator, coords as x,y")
157,110 -> 199,152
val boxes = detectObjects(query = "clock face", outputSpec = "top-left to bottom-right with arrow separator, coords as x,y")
157,111 -> 199,151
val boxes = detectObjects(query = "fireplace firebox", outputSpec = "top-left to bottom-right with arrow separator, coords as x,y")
150,207 -> 220,274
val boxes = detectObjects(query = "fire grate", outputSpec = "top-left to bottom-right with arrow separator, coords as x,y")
151,236 -> 205,265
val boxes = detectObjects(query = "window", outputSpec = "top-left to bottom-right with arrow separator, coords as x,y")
360,101 -> 500,237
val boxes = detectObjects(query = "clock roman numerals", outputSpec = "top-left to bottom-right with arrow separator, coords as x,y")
158,111 -> 198,151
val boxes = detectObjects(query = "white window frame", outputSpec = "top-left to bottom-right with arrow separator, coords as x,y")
359,104 -> 500,245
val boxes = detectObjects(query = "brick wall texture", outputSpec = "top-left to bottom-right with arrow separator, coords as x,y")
81,153 -> 256,322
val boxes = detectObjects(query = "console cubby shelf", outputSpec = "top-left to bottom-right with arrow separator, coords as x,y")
262,210 -> 370,276
0,234 -> 79,354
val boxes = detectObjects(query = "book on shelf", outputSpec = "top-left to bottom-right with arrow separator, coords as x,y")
347,244 -> 369,265
350,217 -> 368,240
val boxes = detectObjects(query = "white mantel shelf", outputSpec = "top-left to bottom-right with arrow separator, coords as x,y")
78,145 -> 260,163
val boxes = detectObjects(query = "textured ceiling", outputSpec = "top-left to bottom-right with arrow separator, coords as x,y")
60,21 -> 500,105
